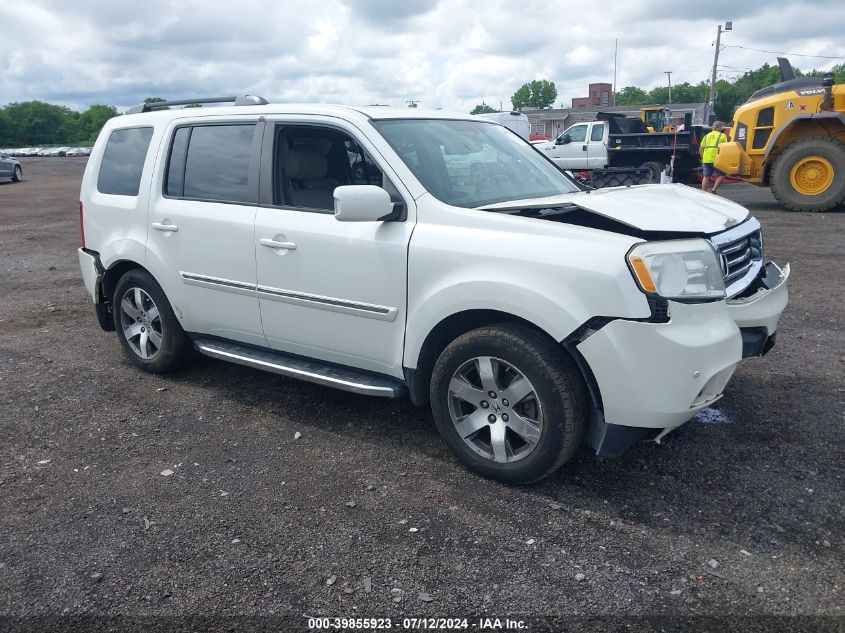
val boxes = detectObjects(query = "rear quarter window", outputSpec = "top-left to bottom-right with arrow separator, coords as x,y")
97,127 -> 154,196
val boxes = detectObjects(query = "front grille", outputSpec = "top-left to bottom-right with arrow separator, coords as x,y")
721,233 -> 760,283
709,218 -> 764,297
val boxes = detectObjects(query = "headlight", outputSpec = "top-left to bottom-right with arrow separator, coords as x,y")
627,239 -> 725,301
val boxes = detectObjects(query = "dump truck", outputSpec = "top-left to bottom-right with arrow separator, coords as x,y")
715,58 -> 844,212
534,112 -> 706,183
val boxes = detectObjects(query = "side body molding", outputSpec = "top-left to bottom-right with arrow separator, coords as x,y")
179,271 -> 398,321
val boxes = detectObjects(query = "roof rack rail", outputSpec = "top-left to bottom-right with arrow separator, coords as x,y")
126,94 -> 269,114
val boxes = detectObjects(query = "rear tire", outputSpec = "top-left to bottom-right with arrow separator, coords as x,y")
640,161 -> 664,183
770,137 -> 845,212
12,165 -> 22,182
429,324 -> 587,484
113,269 -> 191,373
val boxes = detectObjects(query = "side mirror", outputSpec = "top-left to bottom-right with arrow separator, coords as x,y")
333,185 -> 394,222
556,134 -> 571,145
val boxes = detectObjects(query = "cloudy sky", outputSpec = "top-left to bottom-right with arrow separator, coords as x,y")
1,0 -> 843,113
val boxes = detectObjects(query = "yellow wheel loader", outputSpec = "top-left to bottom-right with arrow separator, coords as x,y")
715,58 -> 844,212
641,107 -> 677,133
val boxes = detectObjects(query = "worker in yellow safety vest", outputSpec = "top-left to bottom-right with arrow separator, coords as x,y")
699,121 -> 728,193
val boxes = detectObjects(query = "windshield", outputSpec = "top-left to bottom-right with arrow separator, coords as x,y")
373,119 -> 579,208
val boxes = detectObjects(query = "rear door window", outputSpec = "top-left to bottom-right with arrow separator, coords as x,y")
97,127 -> 153,196
165,127 -> 190,197
590,123 -> 605,141
165,124 -> 257,203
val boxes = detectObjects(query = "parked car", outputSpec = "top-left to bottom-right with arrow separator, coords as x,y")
77,97 -> 789,484
0,152 -> 23,182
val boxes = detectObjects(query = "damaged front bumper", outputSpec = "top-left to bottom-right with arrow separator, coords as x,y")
578,260 -> 789,457
729,261 -> 790,358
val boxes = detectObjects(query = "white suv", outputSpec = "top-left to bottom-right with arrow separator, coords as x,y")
78,96 -> 789,483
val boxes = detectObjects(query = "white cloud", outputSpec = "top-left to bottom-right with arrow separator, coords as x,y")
0,0 -> 842,112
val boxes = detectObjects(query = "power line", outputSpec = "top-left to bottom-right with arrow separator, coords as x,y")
723,44 -> 844,60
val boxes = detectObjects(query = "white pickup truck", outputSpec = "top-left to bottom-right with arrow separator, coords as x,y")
534,116 -> 703,182
77,97 -> 788,484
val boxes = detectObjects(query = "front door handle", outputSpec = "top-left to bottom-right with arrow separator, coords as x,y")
582,145 -> 587,151
152,221 -> 178,232
260,238 -> 297,250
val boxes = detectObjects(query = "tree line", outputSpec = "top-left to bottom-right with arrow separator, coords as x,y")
0,102 -> 118,147
0,97 -> 169,147
473,62 -> 845,121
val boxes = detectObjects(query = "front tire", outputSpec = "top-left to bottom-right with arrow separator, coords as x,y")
770,137 -> 845,212
12,165 -> 22,182
113,269 -> 190,373
430,324 -> 587,484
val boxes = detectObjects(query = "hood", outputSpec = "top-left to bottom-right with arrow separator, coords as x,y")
479,184 -> 749,234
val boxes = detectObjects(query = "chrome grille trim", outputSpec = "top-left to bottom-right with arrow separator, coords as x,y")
721,239 -> 749,255
727,249 -> 752,267
708,217 -> 764,298
725,259 -> 754,283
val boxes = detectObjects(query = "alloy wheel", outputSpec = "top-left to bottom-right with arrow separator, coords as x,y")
119,287 -> 163,360
447,356 -> 544,463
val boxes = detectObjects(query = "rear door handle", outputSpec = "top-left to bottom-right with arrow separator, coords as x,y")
260,238 -> 297,250
151,222 -> 178,232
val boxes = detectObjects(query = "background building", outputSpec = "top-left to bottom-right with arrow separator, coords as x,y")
571,83 -> 613,108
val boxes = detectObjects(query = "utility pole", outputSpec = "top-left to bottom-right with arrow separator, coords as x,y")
705,21 -> 732,124
665,71 -> 673,103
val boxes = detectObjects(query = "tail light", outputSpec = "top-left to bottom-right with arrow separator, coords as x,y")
79,201 -> 85,248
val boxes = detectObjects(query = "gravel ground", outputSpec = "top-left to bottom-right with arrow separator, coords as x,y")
1,159 -> 843,632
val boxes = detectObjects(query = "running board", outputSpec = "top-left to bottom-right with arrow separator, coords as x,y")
193,339 -> 406,398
